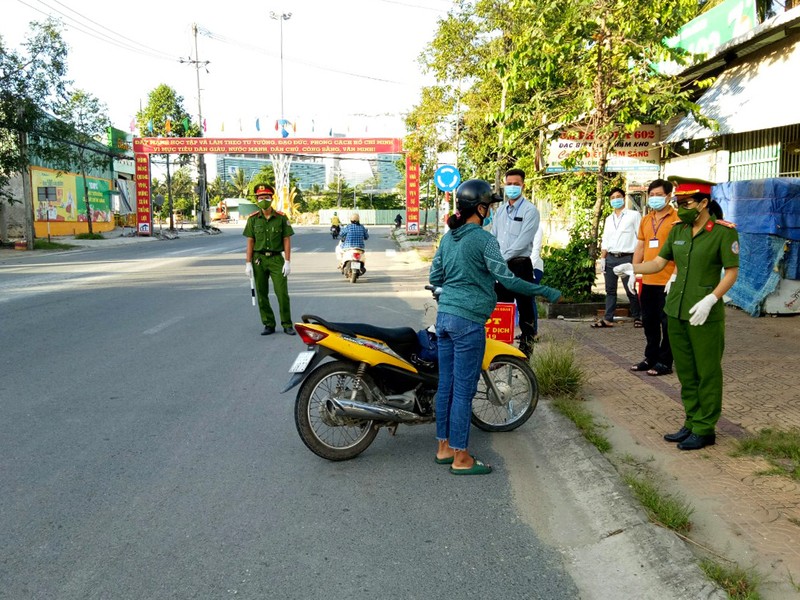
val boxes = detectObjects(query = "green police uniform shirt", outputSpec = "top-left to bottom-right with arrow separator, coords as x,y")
243,210 -> 294,251
659,215 -> 739,322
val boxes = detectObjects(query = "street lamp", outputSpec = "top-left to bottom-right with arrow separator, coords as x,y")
269,11 -> 292,122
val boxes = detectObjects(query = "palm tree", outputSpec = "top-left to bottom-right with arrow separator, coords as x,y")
229,168 -> 250,199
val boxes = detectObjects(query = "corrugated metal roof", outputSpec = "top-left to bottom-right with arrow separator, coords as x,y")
665,35 -> 800,142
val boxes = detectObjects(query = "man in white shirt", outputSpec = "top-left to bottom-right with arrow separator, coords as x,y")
593,187 -> 642,328
492,168 -> 540,356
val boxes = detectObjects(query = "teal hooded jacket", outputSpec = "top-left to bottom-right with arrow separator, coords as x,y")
429,223 -> 561,325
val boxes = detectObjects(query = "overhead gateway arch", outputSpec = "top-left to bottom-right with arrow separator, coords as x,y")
132,137 -> 420,235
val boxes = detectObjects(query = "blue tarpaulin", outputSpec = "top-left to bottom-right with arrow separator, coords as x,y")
714,178 -> 800,241
711,178 -> 799,315
726,233 -> 787,316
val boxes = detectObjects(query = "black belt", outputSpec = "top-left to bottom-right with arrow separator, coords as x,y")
607,252 -> 632,257
508,256 -> 531,264
255,250 -> 282,257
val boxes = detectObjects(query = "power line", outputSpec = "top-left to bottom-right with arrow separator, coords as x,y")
15,0 -> 178,62
198,27 -> 408,85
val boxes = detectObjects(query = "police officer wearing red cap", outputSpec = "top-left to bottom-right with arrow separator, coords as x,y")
613,176 -> 739,450
244,183 -> 296,335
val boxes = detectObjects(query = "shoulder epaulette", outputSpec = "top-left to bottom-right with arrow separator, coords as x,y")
246,211 -> 260,219
716,219 -> 736,228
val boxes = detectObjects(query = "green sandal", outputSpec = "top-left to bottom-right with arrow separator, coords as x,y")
450,458 -> 492,475
434,455 -> 454,464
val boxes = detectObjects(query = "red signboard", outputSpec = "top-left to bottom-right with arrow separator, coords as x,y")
132,137 -> 403,155
485,303 -> 516,344
134,153 -> 151,236
405,155 -> 420,234
131,136 -> 412,234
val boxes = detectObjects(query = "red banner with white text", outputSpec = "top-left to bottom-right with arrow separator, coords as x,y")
405,156 -> 420,234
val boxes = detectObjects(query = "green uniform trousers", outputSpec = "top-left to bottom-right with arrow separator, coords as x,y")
253,254 -> 292,328
667,316 -> 725,436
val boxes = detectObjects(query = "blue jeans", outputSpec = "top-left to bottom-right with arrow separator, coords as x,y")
435,312 -> 486,451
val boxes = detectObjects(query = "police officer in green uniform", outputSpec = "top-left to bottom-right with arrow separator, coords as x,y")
614,176 -> 739,450
244,183 -> 296,336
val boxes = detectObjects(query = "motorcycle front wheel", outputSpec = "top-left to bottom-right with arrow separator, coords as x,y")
471,355 -> 539,432
295,361 -> 379,460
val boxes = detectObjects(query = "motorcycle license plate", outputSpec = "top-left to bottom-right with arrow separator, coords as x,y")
351,261 -> 361,270
289,350 -> 316,373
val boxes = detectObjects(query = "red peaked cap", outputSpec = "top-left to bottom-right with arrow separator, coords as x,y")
669,175 -> 714,198
254,184 -> 274,197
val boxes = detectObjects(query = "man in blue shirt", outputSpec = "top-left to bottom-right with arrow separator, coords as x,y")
491,168 -> 540,357
336,212 -> 369,267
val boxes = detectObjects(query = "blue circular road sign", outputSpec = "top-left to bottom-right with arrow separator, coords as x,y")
434,165 -> 461,192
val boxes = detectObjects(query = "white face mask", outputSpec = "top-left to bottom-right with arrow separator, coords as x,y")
648,196 -> 667,210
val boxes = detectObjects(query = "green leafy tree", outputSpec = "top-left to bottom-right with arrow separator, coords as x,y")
50,90 -> 112,234
502,0 -> 704,256
0,19 -> 69,206
206,175 -> 229,205
136,84 -> 200,230
228,168 -> 250,199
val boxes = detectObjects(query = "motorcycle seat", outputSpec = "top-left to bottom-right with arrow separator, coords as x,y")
301,315 -> 419,360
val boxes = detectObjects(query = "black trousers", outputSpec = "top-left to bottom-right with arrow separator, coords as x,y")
495,256 -> 536,356
640,283 -> 672,368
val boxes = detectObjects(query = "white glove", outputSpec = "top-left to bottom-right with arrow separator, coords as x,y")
689,293 -> 717,326
282,261 -> 291,277
613,263 -> 637,294
664,273 -> 677,295
598,258 -> 606,273
245,262 -> 253,278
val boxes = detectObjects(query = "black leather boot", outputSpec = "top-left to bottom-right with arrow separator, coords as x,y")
663,426 -> 692,443
677,433 -> 716,450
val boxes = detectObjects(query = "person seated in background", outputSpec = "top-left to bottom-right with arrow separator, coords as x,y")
336,213 -> 369,266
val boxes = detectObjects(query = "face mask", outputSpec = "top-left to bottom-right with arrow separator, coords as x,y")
610,198 -> 625,209
504,185 -> 522,200
647,196 -> 666,210
256,198 -> 271,210
677,206 -> 700,224
483,207 -> 494,227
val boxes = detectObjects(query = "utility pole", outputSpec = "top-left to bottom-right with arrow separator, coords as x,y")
181,25 -> 210,229
19,129 -> 34,249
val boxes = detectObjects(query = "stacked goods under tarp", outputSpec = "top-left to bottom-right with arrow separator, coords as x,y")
714,178 -> 800,316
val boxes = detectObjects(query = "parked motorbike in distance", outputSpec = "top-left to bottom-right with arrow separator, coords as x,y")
339,246 -> 365,283
330,224 -> 340,239
282,286 -> 539,461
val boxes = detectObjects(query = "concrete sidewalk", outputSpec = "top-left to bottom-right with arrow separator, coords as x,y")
540,307 -> 800,598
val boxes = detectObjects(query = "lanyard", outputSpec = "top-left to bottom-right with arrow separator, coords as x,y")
650,211 -> 670,238
505,199 -> 523,221
612,210 -> 625,230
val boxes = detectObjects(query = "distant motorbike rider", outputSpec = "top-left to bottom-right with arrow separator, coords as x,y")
336,212 -> 369,266
330,211 -> 341,238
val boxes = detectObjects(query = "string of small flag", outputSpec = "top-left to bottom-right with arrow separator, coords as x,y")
129,116 -> 372,136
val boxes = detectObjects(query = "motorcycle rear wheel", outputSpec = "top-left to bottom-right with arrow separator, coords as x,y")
295,361 -> 379,460
349,270 -> 358,283
471,355 -> 539,432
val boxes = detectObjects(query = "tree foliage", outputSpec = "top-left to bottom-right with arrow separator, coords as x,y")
50,89 -> 112,234
0,19 -> 69,204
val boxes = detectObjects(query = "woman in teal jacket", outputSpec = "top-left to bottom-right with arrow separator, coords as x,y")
429,179 -> 562,474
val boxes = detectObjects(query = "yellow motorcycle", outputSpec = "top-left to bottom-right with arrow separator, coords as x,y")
282,288 -> 538,461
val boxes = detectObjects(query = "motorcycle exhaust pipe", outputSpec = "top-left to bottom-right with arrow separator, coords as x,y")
327,398 -> 427,423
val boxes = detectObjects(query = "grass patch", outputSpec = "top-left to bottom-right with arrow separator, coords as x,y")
621,472 -> 694,533
34,239 -> 77,250
552,396 -> 611,453
734,428 -> 800,481
74,232 -> 105,240
699,559 -> 762,599
531,339 -> 586,397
